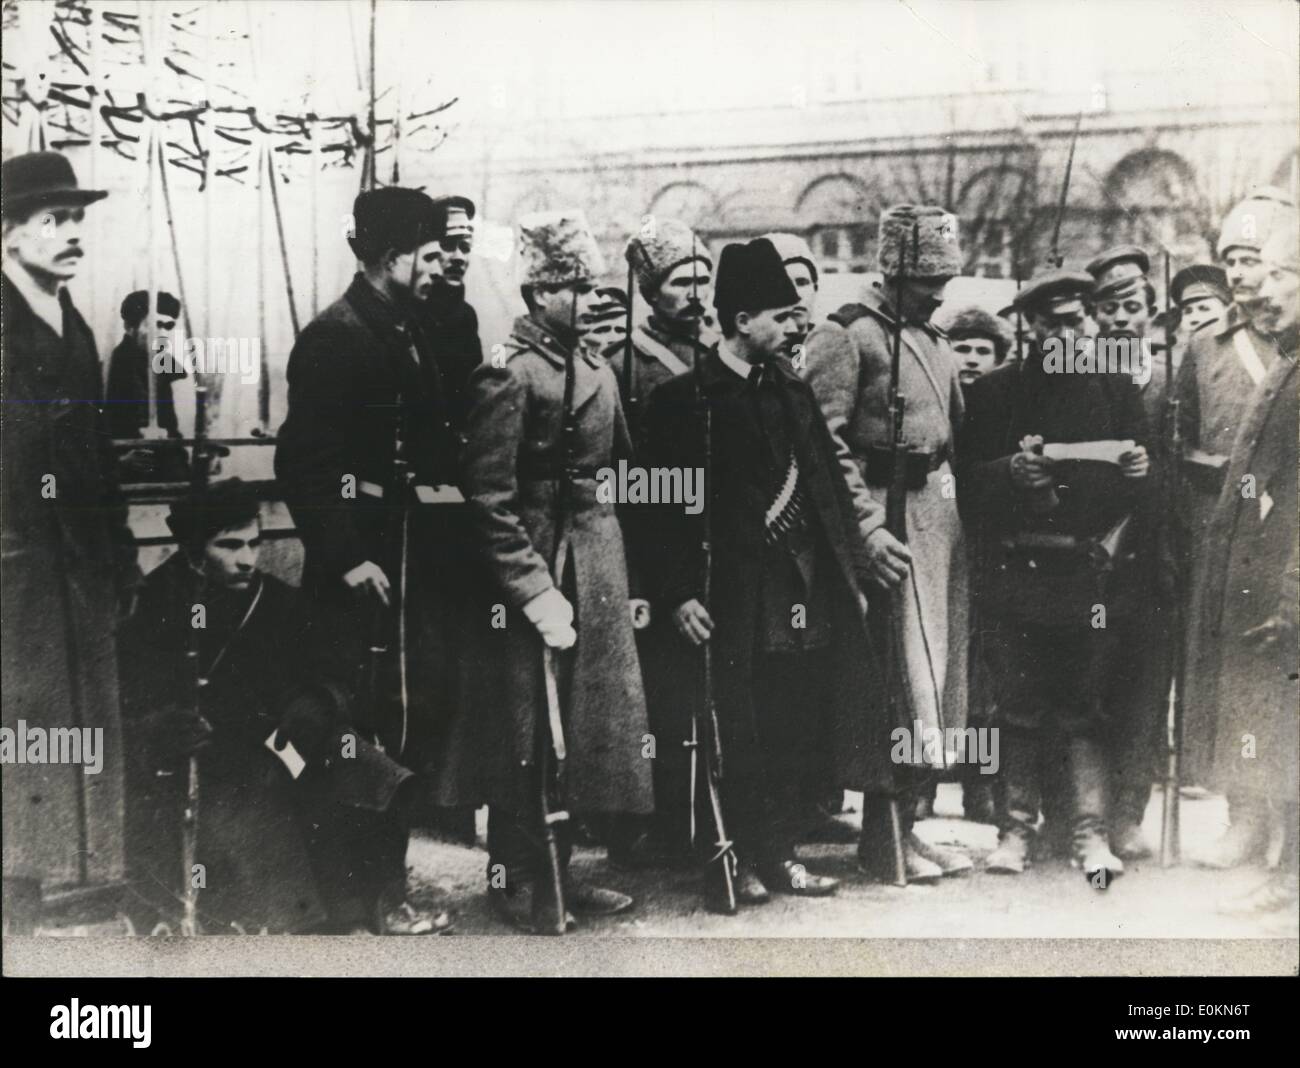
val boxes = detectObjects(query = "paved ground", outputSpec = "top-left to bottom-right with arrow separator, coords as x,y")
407,785 -> 1299,940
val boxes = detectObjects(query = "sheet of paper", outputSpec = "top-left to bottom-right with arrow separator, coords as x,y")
265,731 -> 306,779
1260,491 -> 1274,522
1042,439 -> 1135,465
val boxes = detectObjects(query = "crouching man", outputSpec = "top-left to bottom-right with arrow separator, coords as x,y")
119,480 -> 448,935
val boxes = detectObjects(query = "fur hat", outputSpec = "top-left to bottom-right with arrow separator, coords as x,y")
348,187 -> 439,264
763,232 -> 819,286
1217,186 -> 1295,258
625,219 -> 710,298
517,209 -> 606,287
1261,215 -> 1299,272
713,238 -> 799,317
936,304 -> 1012,360
877,204 -> 962,278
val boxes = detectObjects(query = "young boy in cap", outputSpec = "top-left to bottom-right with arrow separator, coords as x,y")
764,231 -> 821,357
460,209 -> 653,932
420,194 -> 483,438
640,237 -> 892,906
2,151 -> 137,932
802,204 -> 971,883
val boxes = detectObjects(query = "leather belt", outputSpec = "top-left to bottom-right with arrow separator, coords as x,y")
358,480 -> 465,504
863,443 -> 950,490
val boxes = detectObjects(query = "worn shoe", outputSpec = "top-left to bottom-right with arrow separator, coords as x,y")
734,864 -> 771,906
855,842 -> 941,884
1216,874 -> 1299,917
762,860 -> 839,897
1074,833 -> 1125,888
1111,822 -> 1153,861
567,882 -> 635,917
379,899 -> 454,935
1193,815 -> 1269,870
488,884 -> 575,934
986,831 -> 1032,874
909,834 -> 974,876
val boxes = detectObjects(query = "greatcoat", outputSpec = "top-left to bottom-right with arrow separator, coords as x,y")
1,272 -> 138,893
453,314 -> 654,815
802,285 -> 968,756
1182,347 -> 1298,799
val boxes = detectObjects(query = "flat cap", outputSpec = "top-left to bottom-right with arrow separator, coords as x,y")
1085,244 -> 1149,281
1012,268 -> 1094,315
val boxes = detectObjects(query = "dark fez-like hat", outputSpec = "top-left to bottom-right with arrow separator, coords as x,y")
713,237 -> 800,317
2,151 -> 108,219
349,187 -> 439,262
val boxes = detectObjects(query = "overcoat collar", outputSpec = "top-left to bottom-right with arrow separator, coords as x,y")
510,314 -> 606,411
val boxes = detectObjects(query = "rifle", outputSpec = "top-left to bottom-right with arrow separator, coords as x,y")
358,400 -> 414,755
1160,251 -> 1184,867
684,237 -> 738,914
534,272 -> 581,936
179,376 -> 216,937
1048,110 -> 1084,269
878,220 -> 920,888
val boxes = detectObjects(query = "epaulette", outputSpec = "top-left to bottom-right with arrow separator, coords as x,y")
828,302 -> 871,329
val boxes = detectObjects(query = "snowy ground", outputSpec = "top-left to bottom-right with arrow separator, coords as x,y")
405,785 -> 1300,941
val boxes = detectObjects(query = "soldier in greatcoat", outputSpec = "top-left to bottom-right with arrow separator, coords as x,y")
801,205 -> 971,882
1174,187 -> 1295,869
458,209 -> 654,932
1184,220 -> 1298,911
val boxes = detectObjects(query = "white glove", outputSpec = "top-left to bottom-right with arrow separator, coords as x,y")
523,587 -> 576,649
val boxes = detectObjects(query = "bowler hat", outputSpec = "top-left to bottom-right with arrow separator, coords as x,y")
2,151 -> 108,219
713,237 -> 799,316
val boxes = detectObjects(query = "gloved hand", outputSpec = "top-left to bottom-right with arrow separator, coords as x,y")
523,587 -> 576,649
274,691 -> 332,765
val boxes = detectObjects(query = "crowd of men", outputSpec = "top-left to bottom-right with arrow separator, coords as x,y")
1,146 -> 1296,936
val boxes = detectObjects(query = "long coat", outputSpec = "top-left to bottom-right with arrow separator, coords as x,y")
453,315 -> 654,815
802,286 -> 968,753
1,272 -> 137,892
1182,351 -> 1298,799
275,274 -> 473,782
640,352 -> 893,796
118,554 -> 410,933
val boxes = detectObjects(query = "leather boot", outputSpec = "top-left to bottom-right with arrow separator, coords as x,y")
1193,793 -> 1269,870
1068,737 -> 1124,886
987,730 -> 1039,874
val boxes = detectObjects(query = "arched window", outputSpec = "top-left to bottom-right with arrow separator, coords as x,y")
796,175 -> 878,273
1103,150 -> 1211,262
645,182 -> 719,234
956,166 -> 1034,279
